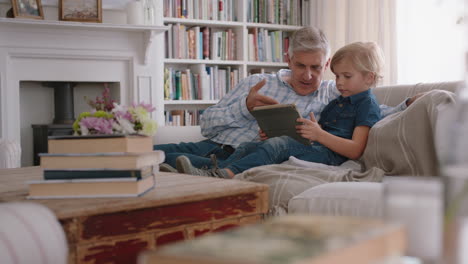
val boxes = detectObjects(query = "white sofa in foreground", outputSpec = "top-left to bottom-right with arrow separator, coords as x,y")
154,81 -> 461,218
0,202 -> 68,264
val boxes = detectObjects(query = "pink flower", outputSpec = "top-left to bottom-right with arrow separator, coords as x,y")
86,84 -> 115,112
79,117 -> 114,135
75,89 -> 158,136
113,110 -> 134,122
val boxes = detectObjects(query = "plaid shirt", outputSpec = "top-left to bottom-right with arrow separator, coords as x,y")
200,69 -> 406,148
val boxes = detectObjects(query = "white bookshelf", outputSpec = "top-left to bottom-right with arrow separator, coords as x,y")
157,0 -> 310,128
164,59 -> 244,65
164,100 -> 218,105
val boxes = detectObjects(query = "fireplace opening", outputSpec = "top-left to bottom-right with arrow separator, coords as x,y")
25,82 -> 120,165
31,82 -> 77,165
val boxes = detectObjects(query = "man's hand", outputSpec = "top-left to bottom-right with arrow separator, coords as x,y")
406,92 -> 426,106
259,129 -> 268,141
246,79 -> 279,112
296,113 -> 323,141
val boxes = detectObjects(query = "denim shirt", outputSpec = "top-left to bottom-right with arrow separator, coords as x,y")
318,89 -> 381,140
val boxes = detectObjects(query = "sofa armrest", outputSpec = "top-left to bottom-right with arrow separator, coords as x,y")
153,126 -> 206,144
0,202 -> 68,264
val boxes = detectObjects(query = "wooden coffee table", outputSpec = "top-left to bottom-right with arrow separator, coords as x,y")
0,167 -> 269,264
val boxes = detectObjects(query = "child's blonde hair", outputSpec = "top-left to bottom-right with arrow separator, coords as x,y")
330,42 -> 385,87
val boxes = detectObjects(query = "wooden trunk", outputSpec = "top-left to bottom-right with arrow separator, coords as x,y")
0,167 -> 269,264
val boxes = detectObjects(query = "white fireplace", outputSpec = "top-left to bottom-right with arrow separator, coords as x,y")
0,18 -> 166,165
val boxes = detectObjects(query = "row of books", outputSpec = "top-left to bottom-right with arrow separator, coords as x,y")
165,109 -> 203,126
27,135 -> 165,199
163,0 -> 237,21
166,24 -> 237,61
164,66 -> 240,101
248,28 -> 290,62
247,0 -> 308,26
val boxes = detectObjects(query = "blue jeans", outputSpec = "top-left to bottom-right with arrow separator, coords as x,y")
153,139 -> 233,168
218,136 -> 347,174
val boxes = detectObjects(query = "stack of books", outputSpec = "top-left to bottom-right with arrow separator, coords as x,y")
27,135 -> 165,199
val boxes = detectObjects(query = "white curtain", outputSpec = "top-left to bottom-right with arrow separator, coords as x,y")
310,0 -> 397,85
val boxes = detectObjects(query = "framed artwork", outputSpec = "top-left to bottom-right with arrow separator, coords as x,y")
11,0 -> 44,19
59,0 -> 102,23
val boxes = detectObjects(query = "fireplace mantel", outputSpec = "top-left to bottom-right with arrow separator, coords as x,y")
0,18 -> 167,156
0,18 -> 167,65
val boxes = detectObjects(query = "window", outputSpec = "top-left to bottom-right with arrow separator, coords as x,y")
396,0 -> 465,84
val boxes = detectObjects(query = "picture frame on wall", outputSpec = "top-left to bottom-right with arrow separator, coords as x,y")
59,0 -> 102,23
10,0 -> 44,19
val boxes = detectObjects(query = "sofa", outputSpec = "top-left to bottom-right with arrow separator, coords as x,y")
0,139 -> 21,169
0,202 -> 68,264
154,81 -> 460,214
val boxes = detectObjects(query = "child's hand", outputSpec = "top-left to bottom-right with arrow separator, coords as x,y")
259,129 -> 269,141
296,113 -> 323,141
406,92 -> 426,106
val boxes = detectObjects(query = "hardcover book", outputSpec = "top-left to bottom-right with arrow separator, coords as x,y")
139,215 -> 406,264
43,165 -> 157,180
251,104 -> 311,145
47,134 -> 153,154
27,174 -> 155,199
39,150 -> 165,170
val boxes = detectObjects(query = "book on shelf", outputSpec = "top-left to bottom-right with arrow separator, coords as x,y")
169,110 -> 186,126
165,109 -> 202,126
202,27 -> 210,59
164,0 -> 235,21
27,174 -> 156,199
187,27 -> 196,59
43,165 -> 157,180
39,150 -> 165,170
47,134 -> 153,154
139,215 -> 406,264
164,67 -> 172,100
251,104 -> 310,145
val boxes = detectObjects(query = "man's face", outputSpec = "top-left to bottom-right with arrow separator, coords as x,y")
287,51 -> 329,96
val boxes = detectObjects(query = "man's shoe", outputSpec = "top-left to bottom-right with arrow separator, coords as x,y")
159,163 -> 177,173
176,156 -> 229,179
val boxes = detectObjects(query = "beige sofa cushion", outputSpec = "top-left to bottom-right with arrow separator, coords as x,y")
361,89 -> 456,176
288,182 -> 384,217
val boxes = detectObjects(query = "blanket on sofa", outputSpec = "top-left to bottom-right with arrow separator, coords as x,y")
234,90 -> 457,214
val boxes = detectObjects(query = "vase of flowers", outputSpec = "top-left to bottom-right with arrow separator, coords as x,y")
73,86 -> 158,136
